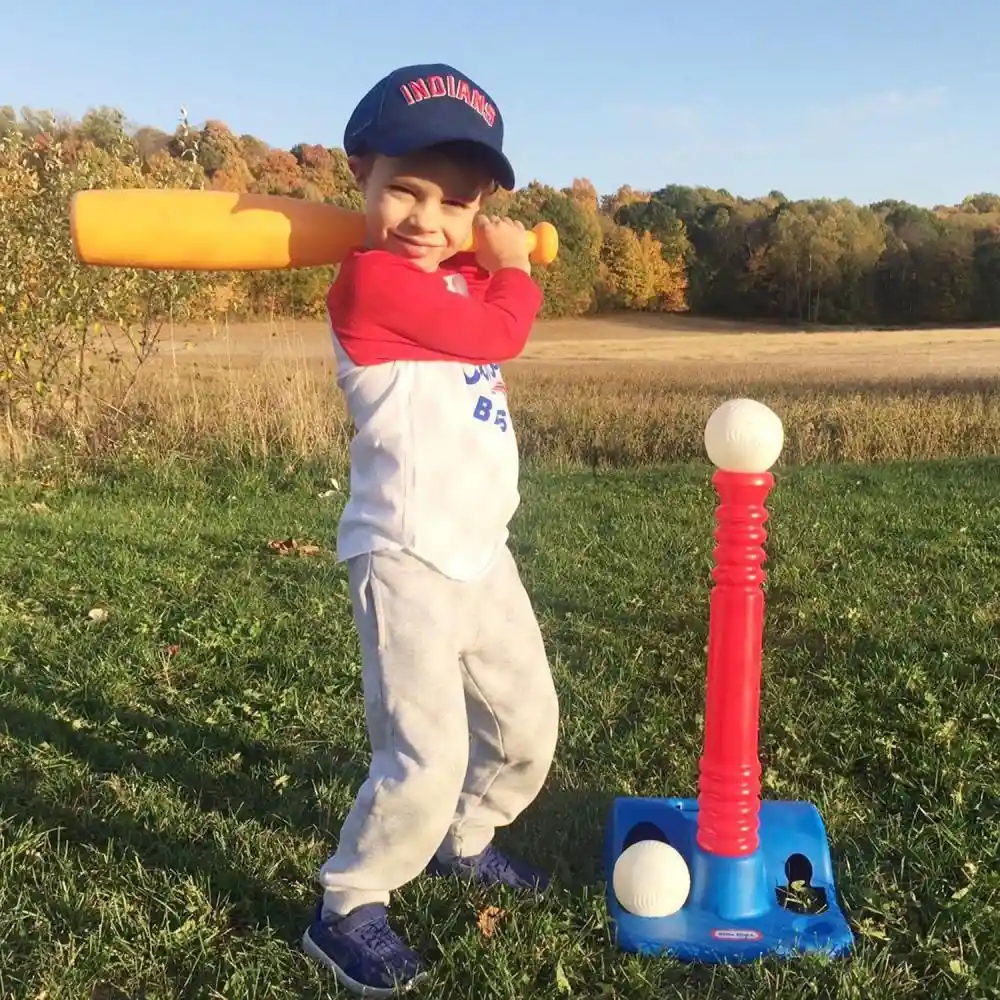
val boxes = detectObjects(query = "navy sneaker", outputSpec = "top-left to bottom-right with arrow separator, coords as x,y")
301,900 -> 427,997
426,843 -> 549,891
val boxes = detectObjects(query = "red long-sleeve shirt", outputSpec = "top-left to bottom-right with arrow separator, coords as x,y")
326,248 -> 544,366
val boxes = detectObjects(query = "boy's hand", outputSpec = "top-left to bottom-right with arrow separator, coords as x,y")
473,215 -> 531,275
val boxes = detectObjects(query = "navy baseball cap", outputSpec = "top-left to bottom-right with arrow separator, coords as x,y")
343,63 -> 516,190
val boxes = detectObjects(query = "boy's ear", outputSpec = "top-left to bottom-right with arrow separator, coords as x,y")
347,154 -> 369,186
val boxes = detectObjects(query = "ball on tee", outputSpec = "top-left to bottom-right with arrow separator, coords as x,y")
612,839 -> 691,918
704,398 -> 784,473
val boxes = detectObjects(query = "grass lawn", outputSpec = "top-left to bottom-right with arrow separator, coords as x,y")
1,457 -> 998,999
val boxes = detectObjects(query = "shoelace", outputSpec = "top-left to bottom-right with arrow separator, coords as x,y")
358,917 -> 406,958
478,845 -> 523,880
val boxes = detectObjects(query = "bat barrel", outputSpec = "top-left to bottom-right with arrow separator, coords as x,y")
70,188 -> 560,270
71,189 -> 366,270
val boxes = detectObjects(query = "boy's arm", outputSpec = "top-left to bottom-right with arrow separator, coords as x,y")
328,249 -> 542,366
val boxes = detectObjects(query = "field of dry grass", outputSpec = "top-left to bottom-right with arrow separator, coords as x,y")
160,313 -> 1000,380
108,314 -> 997,468
6,314 -> 1000,468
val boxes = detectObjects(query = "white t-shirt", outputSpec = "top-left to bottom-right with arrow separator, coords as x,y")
330,269 -> 524,581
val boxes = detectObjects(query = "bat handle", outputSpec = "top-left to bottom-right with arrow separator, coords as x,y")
465,220 -> 559,266
526,221 -> 559,266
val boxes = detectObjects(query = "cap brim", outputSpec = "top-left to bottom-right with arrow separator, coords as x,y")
370,129 -> 516,190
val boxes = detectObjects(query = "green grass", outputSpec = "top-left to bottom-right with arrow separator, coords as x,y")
1,456 -> 999,999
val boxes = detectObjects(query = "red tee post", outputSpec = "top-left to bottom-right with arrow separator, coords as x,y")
695,468 -> 774,857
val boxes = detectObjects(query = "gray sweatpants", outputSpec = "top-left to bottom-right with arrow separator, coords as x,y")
318,544 -> 560,915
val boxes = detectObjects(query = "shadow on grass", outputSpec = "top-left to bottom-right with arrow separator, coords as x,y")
502,785 -> 614,892
0,671 -> 365,831
1,682 -> 347,999
0,669 -> 617,897
0,771 -> 303,931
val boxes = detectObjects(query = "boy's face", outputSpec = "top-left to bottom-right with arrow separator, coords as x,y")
351,147 -> 494,272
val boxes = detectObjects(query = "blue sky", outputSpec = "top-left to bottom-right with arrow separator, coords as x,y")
3,0 -> 997,207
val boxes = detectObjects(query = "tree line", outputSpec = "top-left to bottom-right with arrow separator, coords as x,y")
2,103 -> 1000,326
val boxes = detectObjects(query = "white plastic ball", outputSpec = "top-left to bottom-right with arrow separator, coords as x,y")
704,398 -> 784,473
612,839 -> 691,918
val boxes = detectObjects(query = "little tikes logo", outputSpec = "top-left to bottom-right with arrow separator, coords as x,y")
710,928 -> 763,942
399,74 -> 497,127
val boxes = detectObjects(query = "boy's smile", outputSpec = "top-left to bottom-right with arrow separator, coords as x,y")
351,145 -> 496,272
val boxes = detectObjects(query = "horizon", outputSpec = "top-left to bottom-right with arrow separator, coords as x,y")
2,0 -> 998,211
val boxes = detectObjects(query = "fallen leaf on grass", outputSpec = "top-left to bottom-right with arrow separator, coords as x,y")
266,538 -> 322,557
476,905 -> 506,939
555,959 -> 572,993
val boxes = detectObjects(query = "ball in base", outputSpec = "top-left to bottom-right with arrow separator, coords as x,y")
612,839 -> 692,918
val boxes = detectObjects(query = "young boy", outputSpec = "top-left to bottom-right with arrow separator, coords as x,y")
301,63 -> 560,996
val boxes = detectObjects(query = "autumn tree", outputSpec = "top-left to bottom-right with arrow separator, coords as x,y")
972,227 -> 1000,320
0,125 -> 203,455
600,184 -> 649,218
291,143 -> 361,208
962,193 -> 1000,214
600,225 -> 688,311
568,177 -> 599,215
0,105 -> 16,138
507,181 -> 602,317
249,148 -> 306,197
239,134 -> 270,176
134,125 -> 171,162
192,120 -> 252,192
